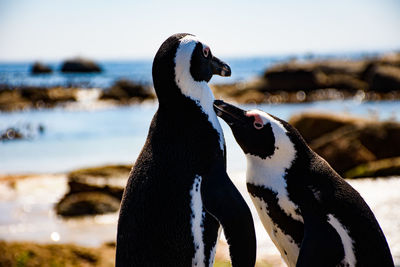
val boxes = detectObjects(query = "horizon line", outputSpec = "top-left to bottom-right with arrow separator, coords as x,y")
0,48 -> 399,64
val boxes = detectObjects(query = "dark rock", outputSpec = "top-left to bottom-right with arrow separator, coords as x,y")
263,60 -> 368,92
0,88 -> 32,111
61,58 -> 102,73
309,125 -> 377,174
55,164 -> 132,217
31,62 -> 52,74
100,79 -> 154,102
264,65 -> 324,91
67,164 -> 131,200
0,128 -> 24,141
289,113 -> 360,143
0,86 -> 79,111
20,87 -> 77,106
367,65 -> 400,92
289,113 -> 400,177
55,192 -> 121,217
345,157 -> 400,178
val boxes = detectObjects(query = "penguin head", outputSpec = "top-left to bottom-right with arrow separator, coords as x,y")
152,33 -> 231,105
214,100 -> 298,161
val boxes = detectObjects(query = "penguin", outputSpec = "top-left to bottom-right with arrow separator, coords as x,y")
213,100 -> 394,267
116,34 -> 256,267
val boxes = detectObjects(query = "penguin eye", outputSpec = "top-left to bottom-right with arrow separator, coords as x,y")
246,111 -> 265,130
202,47 -> 210,58
254,122 -> 264,130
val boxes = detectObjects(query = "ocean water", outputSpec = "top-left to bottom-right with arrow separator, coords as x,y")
0,52 -> 373,88
1,100 -> 399,174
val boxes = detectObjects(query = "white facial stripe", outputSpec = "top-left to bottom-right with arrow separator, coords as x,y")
327,214 -> 356,267
246,111 -> 301,222
174,35 -> 224,150
190,175 -> 206,266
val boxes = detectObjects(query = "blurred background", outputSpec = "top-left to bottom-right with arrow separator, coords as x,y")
1,0 -> 400,266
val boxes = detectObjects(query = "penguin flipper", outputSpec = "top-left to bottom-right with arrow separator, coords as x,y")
296,214 -> 344,267
200,160 -> 256,267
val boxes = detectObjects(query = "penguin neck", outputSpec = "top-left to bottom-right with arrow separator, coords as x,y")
162,80 -> 224,151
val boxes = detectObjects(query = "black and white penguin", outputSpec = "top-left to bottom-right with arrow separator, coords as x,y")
214,100 -> 394,267
116,34 -> 256,267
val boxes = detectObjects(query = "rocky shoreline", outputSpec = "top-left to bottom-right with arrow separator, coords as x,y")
1,53 -> 399,112
0,240 -> 280,267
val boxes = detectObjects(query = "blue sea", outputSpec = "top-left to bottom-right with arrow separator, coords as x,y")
0,52 -> 377,88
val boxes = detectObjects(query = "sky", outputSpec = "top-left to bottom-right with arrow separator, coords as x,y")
0,0 -> 399,61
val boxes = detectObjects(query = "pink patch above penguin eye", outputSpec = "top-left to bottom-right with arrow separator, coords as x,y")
203,46 -> 210,58
246,111 -> 264,130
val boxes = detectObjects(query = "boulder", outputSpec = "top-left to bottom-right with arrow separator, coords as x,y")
61,58 -> 102,73
345,157 -> 400,178
264,64 -> 324,91
367,65 -> 400,92
288,113 -> 362,143
67,164 -> 131,200
0,88 -> 32,111
31,62 -> 52,74
100,79 -> 154,102
263,60 -> 368,92
20,87 -> 77,106
0,128 -> 24,141
55,192 -> 121,217
55,164 -> 131,217
289,112 -> 400,177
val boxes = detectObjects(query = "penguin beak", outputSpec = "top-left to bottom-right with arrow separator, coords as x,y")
211,56 -> 231,77
213,100 -> 247,126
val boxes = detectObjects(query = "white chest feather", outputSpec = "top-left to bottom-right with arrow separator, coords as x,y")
251,196 -> 300,267
327,214 -> 357,267
190,175 -> 206,266
190,175 -> 221,267
245,117 -> 302,223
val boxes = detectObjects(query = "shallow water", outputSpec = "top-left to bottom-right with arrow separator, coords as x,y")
1,100 -> 399,174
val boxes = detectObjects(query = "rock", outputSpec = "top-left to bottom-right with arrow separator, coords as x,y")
61,58 -> 102,73
0,88 -> 32,111
289,113 -> 362,143
0,128 -> 24,141
377,52 -> 400,68
31,62 -> 52,74
100,79 -> 154,102
345,157 -> 400,178
67,164 -> 131,200
289,112 -> 400,176
212,81 -> 268,104
367,65 -> 400,92
263,60 -> 368,92
309,126 -> 377,174
0,124 -> 44,142
0,241 -> 109,267
55,192 -> 121,217
264,64 -> 324,91
20,87 -> 77,107
56,164 -> 132,216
